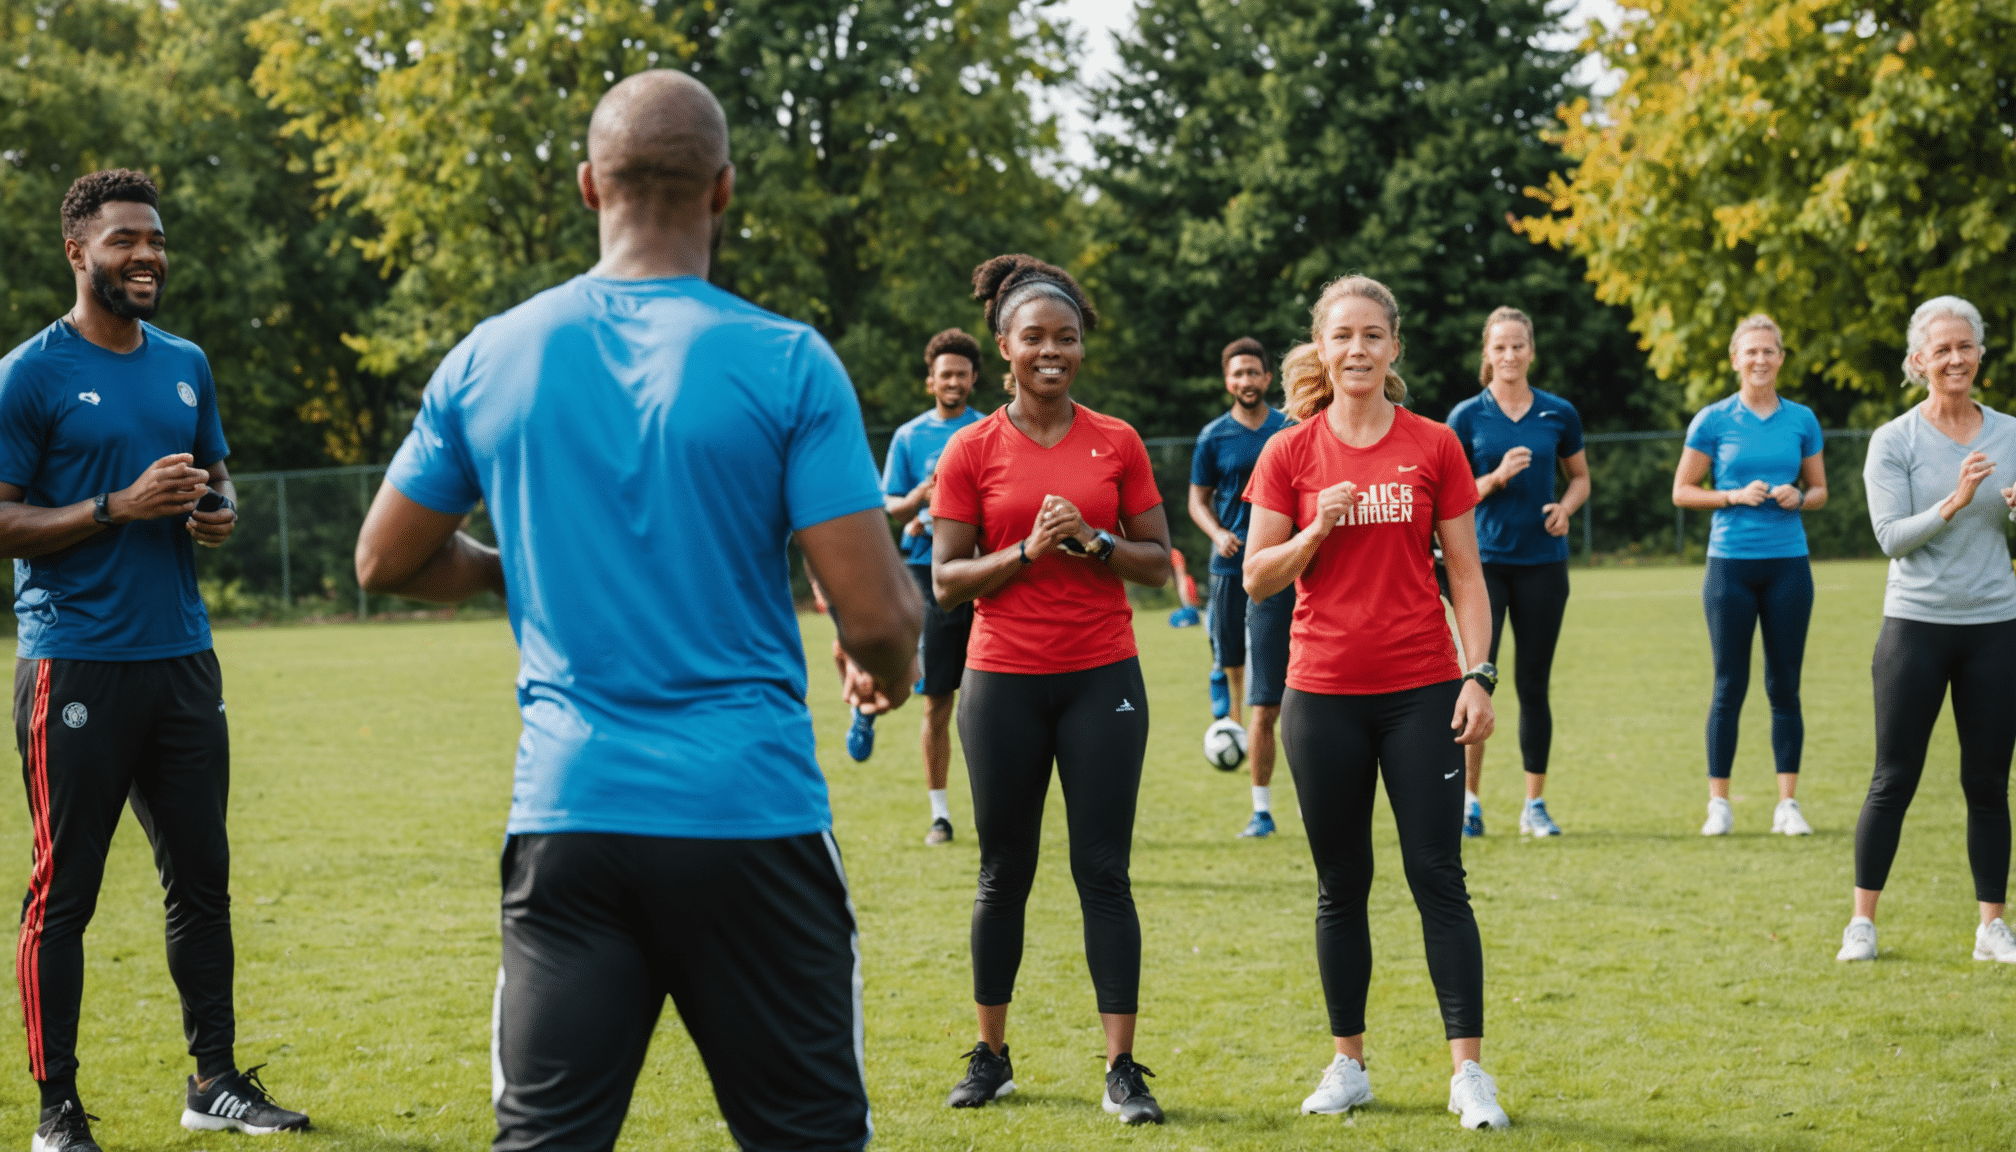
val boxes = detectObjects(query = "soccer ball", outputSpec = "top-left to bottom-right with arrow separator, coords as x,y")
1203,718 -> 1247,772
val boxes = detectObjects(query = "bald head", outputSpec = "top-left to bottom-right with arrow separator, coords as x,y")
587,70 -> 729,207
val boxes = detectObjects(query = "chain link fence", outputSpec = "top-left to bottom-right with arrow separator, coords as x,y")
182,427 -> 1911,623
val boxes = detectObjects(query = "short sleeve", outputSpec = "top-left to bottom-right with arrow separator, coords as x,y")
930,427 -> 982,525
1118,428 -> 1162,518
1683,405 -> 1718,456
192,355 -> 229,466
1557,400 -> 1585,458
1433,425 -> 1482,522
1244,434 -> 1296,516
784,333 -> 883,533
0,359 -> 49,489
385,340 -> 484,515
1799,408 -> 1824,458
1189,431 -> 1218,487
1445,403 -> 1476,467
881,428 -> 915,498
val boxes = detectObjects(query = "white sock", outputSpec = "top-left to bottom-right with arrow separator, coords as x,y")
929,789 -> 951,821
1850,915 -> 1874,927
1465,790 -> 1480,806
1252,785 -> 1271,813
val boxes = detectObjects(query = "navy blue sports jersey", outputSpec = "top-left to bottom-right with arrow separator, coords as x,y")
1445,387 -> 1585,566
1190,407 -> 1290,575
0,321 -> 228,660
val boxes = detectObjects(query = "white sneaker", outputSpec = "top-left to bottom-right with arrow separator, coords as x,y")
1702,797 -> 1733,836
1837,919 -> 1877,961
1300,1054 -> 1373,1115
1772,798 -> 1812,836
1448,1060 -> 1509,1130
1975,918 -> 2016,963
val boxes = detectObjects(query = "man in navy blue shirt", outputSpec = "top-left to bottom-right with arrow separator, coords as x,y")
878,329 -> 983,842
0,169 -> 308,1152
356,72 -> 920,1152
1187,337 -> 1293,839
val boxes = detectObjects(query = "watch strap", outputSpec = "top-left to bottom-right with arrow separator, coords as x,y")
92,492 -> 113,525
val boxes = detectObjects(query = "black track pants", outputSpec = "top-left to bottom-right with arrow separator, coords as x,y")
1281,681 -> 1483,1040
1481,561 -> 1570,775
958,658 -> 1148,1014
13,653 -> 236,1096
1702,556 -> 1814,778
493,831 -> 869,1152
1854,616 -> 2016,902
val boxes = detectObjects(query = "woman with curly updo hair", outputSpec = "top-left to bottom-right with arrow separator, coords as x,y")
929,255 -> 1174,1123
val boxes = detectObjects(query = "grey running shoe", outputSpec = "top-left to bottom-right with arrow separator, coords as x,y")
947,1042 -> 1014,1107
925,817 -> 954,845
1103,1053 -> 1164,1125
180,1065 -> 309,1134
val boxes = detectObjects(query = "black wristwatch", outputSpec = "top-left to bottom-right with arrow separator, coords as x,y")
1463,662 -> 1498,695
92,492 -> 114,526
1089,529 -> 1117,564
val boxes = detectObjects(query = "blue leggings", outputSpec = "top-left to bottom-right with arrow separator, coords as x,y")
1701,556 -> 1814,779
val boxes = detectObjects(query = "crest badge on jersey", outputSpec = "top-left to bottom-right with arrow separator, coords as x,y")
61,702 -> 87,729
177,381 -> 197,407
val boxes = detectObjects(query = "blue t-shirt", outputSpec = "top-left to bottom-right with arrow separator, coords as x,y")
385,276 -> 884,840
1189,407 -> 1290,574
0,321 -> 228,660
1445,387 -> 1586,566
1685,394 -> 1824,559
882,405 -> 981,565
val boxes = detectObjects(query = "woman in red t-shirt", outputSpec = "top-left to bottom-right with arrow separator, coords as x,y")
1243,275 -> 1509,1131
929,255 -> 1173,1125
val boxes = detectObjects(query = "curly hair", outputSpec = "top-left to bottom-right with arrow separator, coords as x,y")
1285,275 -> 1406,420
1221,336 -> 1269,374
923,327 -> 983,376
61,169 -> 159,239
971,254 -> 1097,335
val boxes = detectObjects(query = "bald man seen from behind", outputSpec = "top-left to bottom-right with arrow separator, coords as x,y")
353,71 -> 921,1152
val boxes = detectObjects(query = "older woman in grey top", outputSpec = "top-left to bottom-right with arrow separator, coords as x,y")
1839,296 -> 2016,966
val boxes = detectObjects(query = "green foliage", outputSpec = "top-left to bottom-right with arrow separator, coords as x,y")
1079,0 -> 1671,434
0,0 -> 389,468
250,0 -> 1075,434
1522,0 -> 2016,422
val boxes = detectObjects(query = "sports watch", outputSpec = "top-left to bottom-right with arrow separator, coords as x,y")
92,492 -> 114,525
1463,662 -> 1498,695
1089,529 -> 1117,563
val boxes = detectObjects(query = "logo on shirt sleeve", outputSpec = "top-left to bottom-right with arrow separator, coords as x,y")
177,382 -> 197,407
77,391 -> 100,406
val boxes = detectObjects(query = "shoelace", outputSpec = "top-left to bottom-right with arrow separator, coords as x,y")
1320,1058 -> 1356,1090
1455,1066 -> 1496,1105
1111,1058 -> 1156,1099
238,1064 -> 279,1107
1986,921 -> 2016,948
45,1102 -> 100,1141
955,1043 -> 1003,1074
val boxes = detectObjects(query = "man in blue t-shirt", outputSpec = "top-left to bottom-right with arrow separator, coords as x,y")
876,329 -> 983,843
1186,337 -> 1293,840
0,169 -> 308,1152
356,72 -> 919,1152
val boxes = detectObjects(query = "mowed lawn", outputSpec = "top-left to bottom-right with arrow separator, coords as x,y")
0,558 -> 2008,1151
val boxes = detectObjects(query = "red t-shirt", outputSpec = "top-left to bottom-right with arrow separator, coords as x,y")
1244,406 -> 1480,695
932,405 -> 1163,675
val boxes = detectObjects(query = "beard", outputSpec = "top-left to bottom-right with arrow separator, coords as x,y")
1234,389 -> 1265,410
88,262 -> 162,321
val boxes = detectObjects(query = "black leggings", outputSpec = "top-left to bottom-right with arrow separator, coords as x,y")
1855,616 -> 2016,903
1482,561 -> 1570,775
1702,556 -> 1814,778
959,658 -> 1148,1015
1281,681 -> 1483,1040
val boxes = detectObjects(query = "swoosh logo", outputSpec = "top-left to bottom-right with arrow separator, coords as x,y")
1397,464 -> 1419,472
1443,769 -> 1460,779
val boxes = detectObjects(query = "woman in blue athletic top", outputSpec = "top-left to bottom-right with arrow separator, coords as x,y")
1444,307 -> 1589,839
1671,315 -> 1829,837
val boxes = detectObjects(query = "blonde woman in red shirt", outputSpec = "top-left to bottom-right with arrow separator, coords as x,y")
930,255 -> 1174,1125
1244,275 -> 1508,1130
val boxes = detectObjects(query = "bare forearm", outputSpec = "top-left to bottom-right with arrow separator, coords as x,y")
1672,484 -> 1727,510
362,531 -> 504,602
1244,529 -> 1321,602
884,491 -> 926,520
1799,483 -> 1828,511
1447,567 -> 1492,667
1104,540 -> 1171,587
0,500 -> 106,559
936,546 -> 1024,608
1474,473 -> 1499,500
1558,473 -> 1590,516
1186,489 -> 1223,539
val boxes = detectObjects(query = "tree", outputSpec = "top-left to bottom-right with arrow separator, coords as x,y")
1520,0 -> 2016,420
0,0 -> 388,468
1079,0 -> 1669,435
250,0 -> 1076,436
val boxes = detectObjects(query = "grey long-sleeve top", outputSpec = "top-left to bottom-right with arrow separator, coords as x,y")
1863,404 -> 2016,624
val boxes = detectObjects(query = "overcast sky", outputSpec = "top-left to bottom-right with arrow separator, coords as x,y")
1051,0 -> 1627,166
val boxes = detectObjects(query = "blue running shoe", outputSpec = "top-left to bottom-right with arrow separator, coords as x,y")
1208,668 -> 1231,720
846,708 -> 876,762
1238,810 -> 1275,838
1519,798 -> 1561,838
1462,797 -> 1484,839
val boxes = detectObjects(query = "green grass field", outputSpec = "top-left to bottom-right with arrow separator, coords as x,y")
1,558 -> 2009,1151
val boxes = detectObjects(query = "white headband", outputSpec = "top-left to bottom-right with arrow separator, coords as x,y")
994,280 -> 1082,334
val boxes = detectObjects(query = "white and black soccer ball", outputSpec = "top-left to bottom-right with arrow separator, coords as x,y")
1203,718 -> 1247,772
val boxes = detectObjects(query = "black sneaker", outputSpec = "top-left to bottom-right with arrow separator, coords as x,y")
947,1042 -> 1015,1107
925,817 -> 954,845
33,1102 -> 100,1152
181,1065 -> 310,1134
1103,1053 -> 1163,1125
